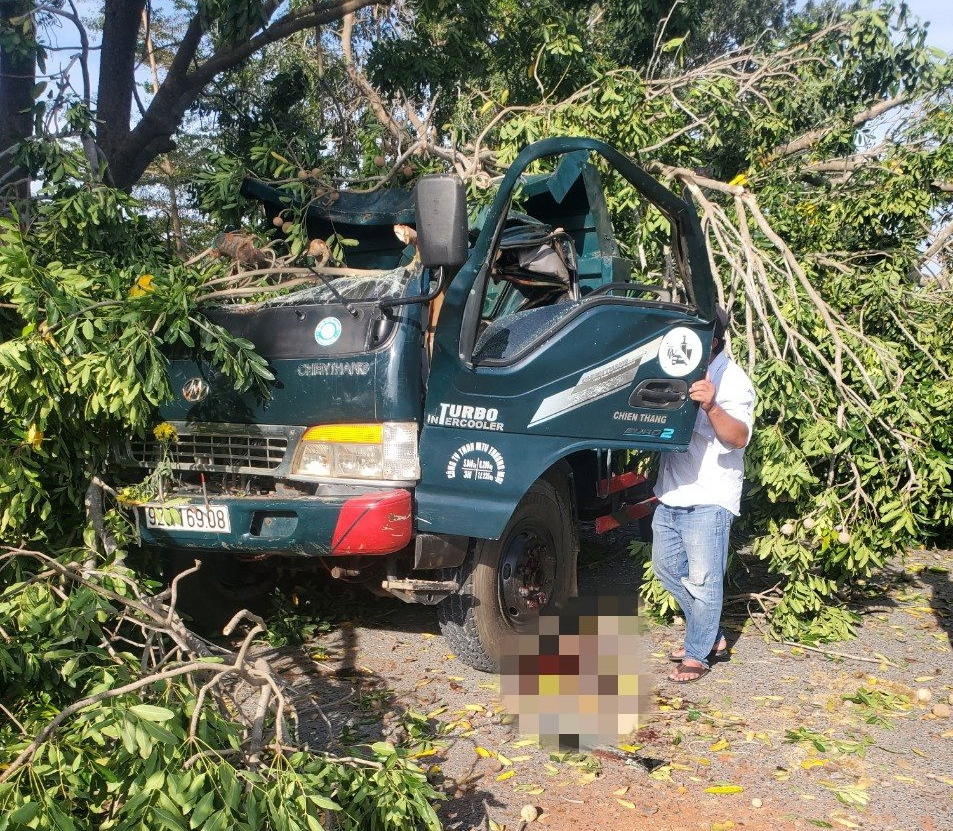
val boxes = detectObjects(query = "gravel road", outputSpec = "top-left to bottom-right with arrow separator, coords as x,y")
265,532 -> 953,831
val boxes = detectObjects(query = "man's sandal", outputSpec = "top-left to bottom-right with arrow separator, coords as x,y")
668,661 -> 710,683
667,644 -> 729,663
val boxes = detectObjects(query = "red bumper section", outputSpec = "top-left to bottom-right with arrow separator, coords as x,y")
330,489 -> 413,555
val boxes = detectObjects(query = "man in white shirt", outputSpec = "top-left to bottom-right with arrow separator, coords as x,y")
651,306 -> 755,683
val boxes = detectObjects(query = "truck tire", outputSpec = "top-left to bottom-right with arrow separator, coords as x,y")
161,549 -> 276,635
437,478 -> 576,672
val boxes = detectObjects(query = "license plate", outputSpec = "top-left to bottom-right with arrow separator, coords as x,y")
144,503 -> 231,533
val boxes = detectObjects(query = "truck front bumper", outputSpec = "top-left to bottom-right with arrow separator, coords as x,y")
136,488 -> 413,557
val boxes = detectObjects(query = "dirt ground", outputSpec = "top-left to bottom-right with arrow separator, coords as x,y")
261,534 -> 953,831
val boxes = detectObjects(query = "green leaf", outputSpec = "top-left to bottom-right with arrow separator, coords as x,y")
130,704 -> 175,723
152,805 -> 187,831
8,802 -> 39,824
189,791 -> 216,829
144,770 -> 166,792
309,795 -> 341,811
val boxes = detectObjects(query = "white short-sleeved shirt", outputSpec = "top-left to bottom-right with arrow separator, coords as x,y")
654,350 -> 756,516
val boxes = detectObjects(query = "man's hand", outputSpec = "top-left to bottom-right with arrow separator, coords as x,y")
689,373 -> 717,412
691,372 -> 750,448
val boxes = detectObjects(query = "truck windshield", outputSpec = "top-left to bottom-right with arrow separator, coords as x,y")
259,261 -> 423,307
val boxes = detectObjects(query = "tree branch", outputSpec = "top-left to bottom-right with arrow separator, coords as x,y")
104,1 -> 381,190
0,660 -> 227,782
768,91 -> 913,161
919,218 -> 953,290
340,10 -> 408,146
190,0 -> 378,89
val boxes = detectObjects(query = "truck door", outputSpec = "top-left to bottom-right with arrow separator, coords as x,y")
416,138 -> 718,539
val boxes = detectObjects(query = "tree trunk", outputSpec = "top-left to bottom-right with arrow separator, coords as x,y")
0,0 -> 36,219
97,0 -> 147,179
104,0 -> 377,191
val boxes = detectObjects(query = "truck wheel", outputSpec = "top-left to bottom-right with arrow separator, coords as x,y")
161,549 -> 276,635
437,478 -> 576,672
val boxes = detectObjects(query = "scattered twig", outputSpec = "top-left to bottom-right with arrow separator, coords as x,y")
166,559 -> 202,624
781,641 -> 900,668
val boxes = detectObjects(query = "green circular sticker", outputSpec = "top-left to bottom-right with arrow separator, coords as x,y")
314,316 -> 342,346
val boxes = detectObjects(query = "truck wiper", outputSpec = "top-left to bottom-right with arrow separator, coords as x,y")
303,259 -> 360,318
378,266 -> 447,309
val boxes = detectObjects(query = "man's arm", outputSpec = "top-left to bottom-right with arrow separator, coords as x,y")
689,375 -> 750,449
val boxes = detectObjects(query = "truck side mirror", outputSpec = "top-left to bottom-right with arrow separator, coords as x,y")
414,175 -> 469,270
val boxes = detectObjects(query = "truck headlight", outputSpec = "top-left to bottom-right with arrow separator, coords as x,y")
292,422 -> 419,482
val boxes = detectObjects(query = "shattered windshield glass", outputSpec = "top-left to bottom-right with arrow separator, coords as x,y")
263,261 -> 423,306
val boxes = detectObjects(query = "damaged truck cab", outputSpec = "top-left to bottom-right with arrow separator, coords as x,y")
124,137 -> 717,671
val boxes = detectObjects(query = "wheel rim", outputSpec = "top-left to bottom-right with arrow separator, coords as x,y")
497,524 -> 558,626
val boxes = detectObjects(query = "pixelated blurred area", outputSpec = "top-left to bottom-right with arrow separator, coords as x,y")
499,594 -> 649,751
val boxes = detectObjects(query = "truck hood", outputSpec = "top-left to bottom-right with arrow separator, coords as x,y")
159,298 -> 424,427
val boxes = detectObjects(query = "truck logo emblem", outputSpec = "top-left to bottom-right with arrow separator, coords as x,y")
181,377 -> 210,403
314,316 -> 342,346
659,327 -> 703,377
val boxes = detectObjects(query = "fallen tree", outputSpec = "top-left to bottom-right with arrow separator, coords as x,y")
7,2 -> 950,826
0,163 -> 441,827
191,2 -> 953,641
0,545 -> 443,829
1,0 -> 951,656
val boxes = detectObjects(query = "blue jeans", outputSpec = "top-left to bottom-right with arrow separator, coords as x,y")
651,503 -> 733,666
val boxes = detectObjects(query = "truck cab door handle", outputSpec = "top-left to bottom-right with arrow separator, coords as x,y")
628,379 -> 688,409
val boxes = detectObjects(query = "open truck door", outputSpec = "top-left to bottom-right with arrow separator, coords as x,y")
415,137 -> 718,542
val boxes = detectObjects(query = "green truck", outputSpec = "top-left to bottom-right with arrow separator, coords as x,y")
121,136 -> 718,671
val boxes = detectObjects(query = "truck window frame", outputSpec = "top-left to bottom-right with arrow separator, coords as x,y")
464,205 -> 697,369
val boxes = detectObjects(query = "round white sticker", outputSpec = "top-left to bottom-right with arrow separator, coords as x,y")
314,316 -> 342,347
658,327 -> 703,377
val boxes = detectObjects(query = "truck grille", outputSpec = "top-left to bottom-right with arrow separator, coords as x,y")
129,431 -> 289,473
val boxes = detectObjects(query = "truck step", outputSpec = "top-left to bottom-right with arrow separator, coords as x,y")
594,496 -> 658,534
380,578 -> 460,605
597,471 -> 647,496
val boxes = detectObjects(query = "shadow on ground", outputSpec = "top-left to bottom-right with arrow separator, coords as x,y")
918,553 -> 953,651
